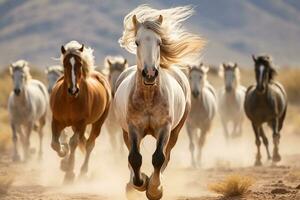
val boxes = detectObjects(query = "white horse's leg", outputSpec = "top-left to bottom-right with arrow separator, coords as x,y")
147,125 -> 171,200
197,128 -> 208,167
221,118 -> 229,140
127,125 -> 148,192
38,116 -> 46,160
23,122 -> 33,161
11,123 -> 20,162
186,124 -> 196,167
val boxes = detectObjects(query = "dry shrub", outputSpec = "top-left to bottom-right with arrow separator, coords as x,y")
0,174 -> 14,195
208,174 -> 254,197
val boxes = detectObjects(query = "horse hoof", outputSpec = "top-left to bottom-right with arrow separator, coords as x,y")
60,157 -> 69,172
254,160 -> 262,166
132,173 -> 149,192
146,186 -> 163,200
63,172 -> 75,184
272,154 -> 281,163
126,183 -> 141,200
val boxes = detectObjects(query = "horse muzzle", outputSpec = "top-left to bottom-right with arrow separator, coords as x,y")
142,66 -> 158,85
14,88 -> 21,96
68,87 -> 79,96
192,90 -> 200,98
225,86 -> 232,92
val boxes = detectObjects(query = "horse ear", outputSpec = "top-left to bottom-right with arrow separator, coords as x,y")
156,15 -> 163,25
202,65 -> 209,73
107,59 -> 112,66
123,59 -> 128,67
79,44 -> 84,52
9,64 -> 13,75
252,54 -> 257,62
132,15 -> 140,29
218,64 -> 224,77
234,62 -> 238,69
61,45 -> 66,54
45,67 -> 49,74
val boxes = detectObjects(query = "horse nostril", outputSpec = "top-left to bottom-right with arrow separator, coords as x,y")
142,69 -> 147,78
192,90 -> 199,97
68,88 -> 72,94
14,88 -> 20,95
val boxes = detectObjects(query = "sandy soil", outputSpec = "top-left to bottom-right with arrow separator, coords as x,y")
0,119 -> 300,200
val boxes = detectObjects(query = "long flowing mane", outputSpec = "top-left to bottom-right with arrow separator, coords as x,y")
46,65 -> 63,75
119,5 -> 205,68
10,60 -> 32,82
60,40 -> 95,76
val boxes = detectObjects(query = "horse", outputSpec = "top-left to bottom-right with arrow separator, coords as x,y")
8,60 -> 49,162
102,56 -> 128,154
218,62 -> 246,139
115,5 -> 204,200
50,41 -> 111,183
244,55 -> 287,166
45,65 -> 63,93
186,63 -> 217,168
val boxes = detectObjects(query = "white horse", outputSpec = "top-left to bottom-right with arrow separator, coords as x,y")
102,56 -> 128,154
45,65 -> 63,93
8,60 -> 49,161
218,62 -> 246,139
186,63 -> 217,167
115,5 -> 204,200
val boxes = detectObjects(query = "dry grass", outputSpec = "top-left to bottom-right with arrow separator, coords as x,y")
0,174 -> 14,195
277,68 -> 300,104
208,174 -> 254,198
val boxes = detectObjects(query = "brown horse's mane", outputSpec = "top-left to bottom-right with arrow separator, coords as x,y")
255,55 -> 277,81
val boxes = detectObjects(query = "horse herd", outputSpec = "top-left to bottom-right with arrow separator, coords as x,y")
6,5 -> 287,200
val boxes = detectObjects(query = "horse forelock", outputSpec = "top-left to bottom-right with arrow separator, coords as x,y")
10,60 -> 31,81
255,56 -> 277,81
61,41 -> 95,76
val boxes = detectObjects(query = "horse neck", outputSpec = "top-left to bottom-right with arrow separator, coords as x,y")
134,68 -> 160,102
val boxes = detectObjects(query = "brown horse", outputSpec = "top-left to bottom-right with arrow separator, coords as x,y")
244,54 -> 287,166
50,41 -> 111,183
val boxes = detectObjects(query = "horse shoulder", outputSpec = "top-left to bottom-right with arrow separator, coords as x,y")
90,71 -> 111,101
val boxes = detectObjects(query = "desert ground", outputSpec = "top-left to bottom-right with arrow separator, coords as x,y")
0,69 -> 300,200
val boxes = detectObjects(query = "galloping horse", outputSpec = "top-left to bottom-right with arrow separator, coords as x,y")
45,65 -> 63,93
115,5 -> 204,199
244,55 -> 287,166
102,56 -> 128,154
218,62 -> 246,139
186,63 -> 217,167
8,60 -> 48,161
50,41 -> 111,183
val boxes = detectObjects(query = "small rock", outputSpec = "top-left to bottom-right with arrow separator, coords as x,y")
296,184 -> 300,189
271,188 -> 290,194
278,180 -> 283,184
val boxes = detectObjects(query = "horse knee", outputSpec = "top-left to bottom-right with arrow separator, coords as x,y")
152,150 -> 165,170
255,139 -> 261,146
128,149 -> 142,170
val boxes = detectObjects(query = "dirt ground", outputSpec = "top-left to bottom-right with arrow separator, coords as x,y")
0,115 -> 300,200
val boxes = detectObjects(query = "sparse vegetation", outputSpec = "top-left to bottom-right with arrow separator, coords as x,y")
208,174 -> 254,198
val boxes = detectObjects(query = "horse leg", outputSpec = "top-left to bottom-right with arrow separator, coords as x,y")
127,125 -> 148,192
197,127 -> 208,167
186,124 -> 196,168
37,116 -> 46,161
252,123 -> 262,166
271,119 -> 281,163
51,119 -> 68,157
259,126 -> 271,160
146,124 -> 171,200
23,122 -> 34,161
221,118 -> 229,140
11,123 -> 20,162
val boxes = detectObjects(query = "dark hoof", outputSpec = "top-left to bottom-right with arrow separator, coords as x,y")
12,154 -> 21,162
60,157 -> 69,172
254,159 -> 262,166
132,173 -> 149,192
146,186 -> 163,200
273,154 -> 281,163
63,172 -> 75,184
